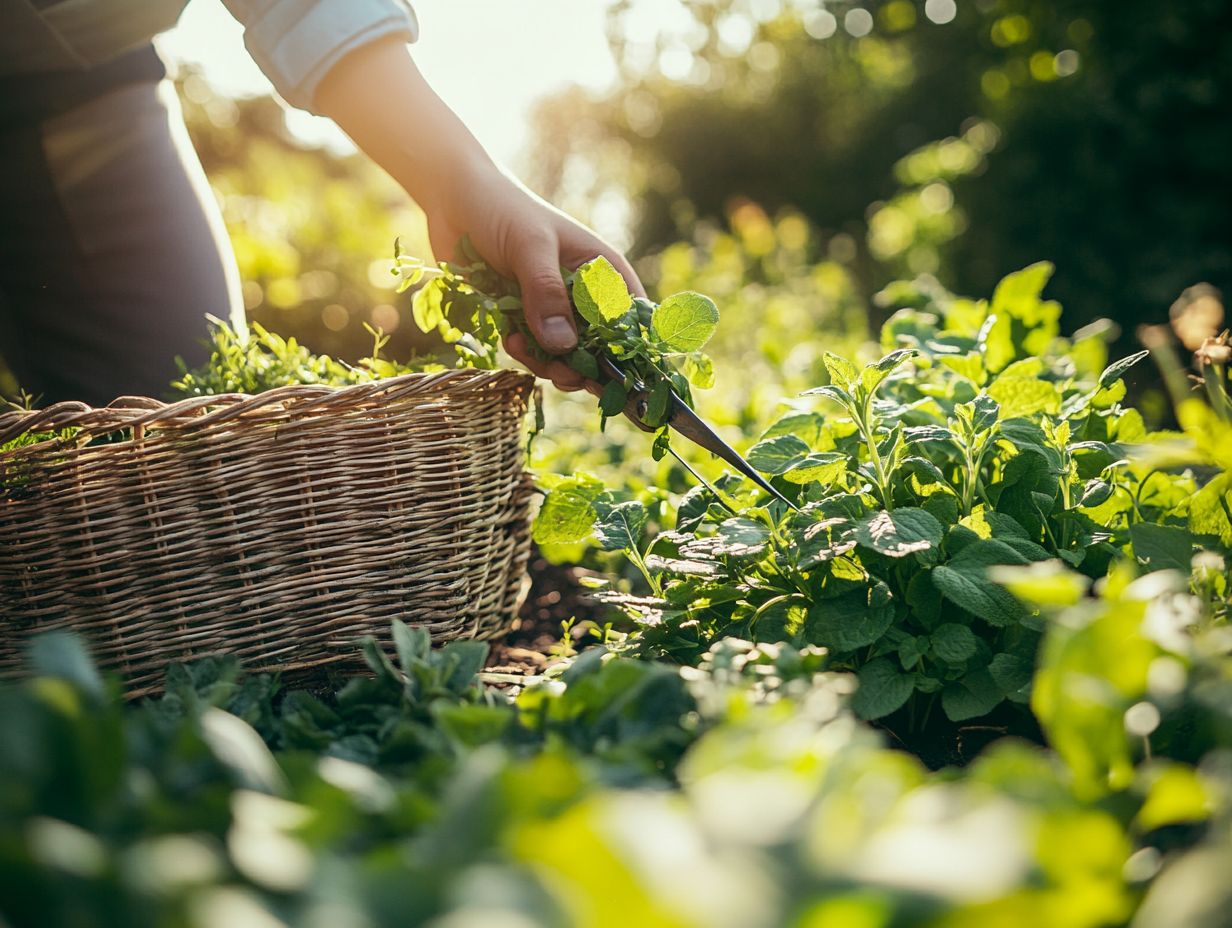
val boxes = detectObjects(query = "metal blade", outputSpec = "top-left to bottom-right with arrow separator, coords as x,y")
595,351 -> 798,511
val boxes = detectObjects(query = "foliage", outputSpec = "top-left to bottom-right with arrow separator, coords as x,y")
170,318 -> 437,397
3,562 -> 1231,928
533,263 -> 1227,731
6,237 -> 1232,925
176,68 -> 436,363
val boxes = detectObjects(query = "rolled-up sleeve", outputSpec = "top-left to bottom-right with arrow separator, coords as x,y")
220,0 -> 419,113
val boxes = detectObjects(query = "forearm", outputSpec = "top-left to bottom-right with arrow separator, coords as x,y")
314,36 -> 495,215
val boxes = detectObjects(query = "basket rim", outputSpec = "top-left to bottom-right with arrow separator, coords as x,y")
0,367 -> 535,450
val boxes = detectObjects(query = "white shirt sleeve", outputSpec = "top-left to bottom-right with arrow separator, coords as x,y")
219,0 -> 419,113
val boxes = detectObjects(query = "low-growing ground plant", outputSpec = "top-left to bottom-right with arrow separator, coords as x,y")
512,263 -> 1228,735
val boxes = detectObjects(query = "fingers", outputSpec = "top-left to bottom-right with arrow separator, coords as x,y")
508,232 -> 577,355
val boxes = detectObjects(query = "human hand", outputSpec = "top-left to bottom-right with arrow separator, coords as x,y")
425,162 -> 645,392
315,38 -> 644,390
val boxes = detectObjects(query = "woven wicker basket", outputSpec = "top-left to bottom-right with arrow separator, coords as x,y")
0,369 -> 536,694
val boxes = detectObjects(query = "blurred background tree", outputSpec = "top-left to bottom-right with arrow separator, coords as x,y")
5,0 -> 1224,402
177,68 -> 436,364
529,0 -> 1232,341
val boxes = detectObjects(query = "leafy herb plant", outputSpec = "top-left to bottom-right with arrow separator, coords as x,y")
535,263 -> 1217,730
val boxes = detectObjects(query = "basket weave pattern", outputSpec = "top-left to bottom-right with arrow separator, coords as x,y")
0,369 -> 535,693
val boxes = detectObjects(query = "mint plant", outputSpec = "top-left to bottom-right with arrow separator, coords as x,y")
536,264 -> 1211,730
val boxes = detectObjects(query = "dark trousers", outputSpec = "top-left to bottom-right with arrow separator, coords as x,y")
0,79 -> 243,406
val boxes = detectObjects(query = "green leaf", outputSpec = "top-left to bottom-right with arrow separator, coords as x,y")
983,262 -> 1060,372
988,653 -> 1033,701
747,434 -> 811,475
760,411 -> 827,446
930,623 -> 979,663
851,658 -> 915,720
651,291 -> 720,351
860,349 -> 917,394
1130,523 -> 1196,573
803,582 -> 894,652
392,620 -> 430,677
439,639 -> 490,692
988,560 -> 1091,607
941,667 -> 1003,721
899,635 -> 928,671
645,378 -> 672,426
712,517 -> 772,556
533,477 -> 603,545
783,452 -> 847,485
801,384 -> 852,407
568,348 -> 600,380
681,517 -> 773,559
592,501 -> 648,553
676,484 -> 712,532
903,425 -> 956,444
854,507 -> 944,558
790,517 -> 856,569
682,352 -> 715,389
1189,472 -> 1232,546
651,426 -> 672,461
1077,479 -> 1113,509
822,352 -> 859,389
598,380 -> 628,417
986,377 -> 1061,419
1098,350 -> 1150,390
932,539 -> 1032,625
411,280 -> 445,332
573,256 -> 632,324
874,348 -> 918,373
972,394 -> 1001,432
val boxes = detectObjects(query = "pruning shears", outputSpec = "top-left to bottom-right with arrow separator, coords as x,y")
594,352 -> 799,511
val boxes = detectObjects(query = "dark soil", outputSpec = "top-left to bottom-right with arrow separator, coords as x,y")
484,550 -> 607,678
875,699 -> 1047,770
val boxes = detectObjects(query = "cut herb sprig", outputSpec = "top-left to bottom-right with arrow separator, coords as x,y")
393,238 -> 719,460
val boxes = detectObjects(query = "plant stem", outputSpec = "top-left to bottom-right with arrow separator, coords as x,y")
858,397 -> 894,510
627,546 -> 662,597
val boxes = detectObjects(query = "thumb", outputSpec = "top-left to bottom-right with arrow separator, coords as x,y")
510,233 -> 577,354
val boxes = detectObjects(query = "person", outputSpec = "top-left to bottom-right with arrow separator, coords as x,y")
0,0 -> 641,406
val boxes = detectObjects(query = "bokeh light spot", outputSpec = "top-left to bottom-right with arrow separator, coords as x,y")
844,9 -> 874,38
716,13 -> 755,56
924,0 -> 957,25
1029,50 -> 1058,82
1067,17 -> 1094,44
241,280 -> 263,311
991,14 -> 1031,47
369,304 -> 400,334
881,1 -> 917,32
920,182 -> 954,214
749,41 -> 781,73
1054,49 -> 1081,77
321,304 -> 349,332
804,10 -> 838,40
981,69 -> 1011,100
658,43 -> 694,81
